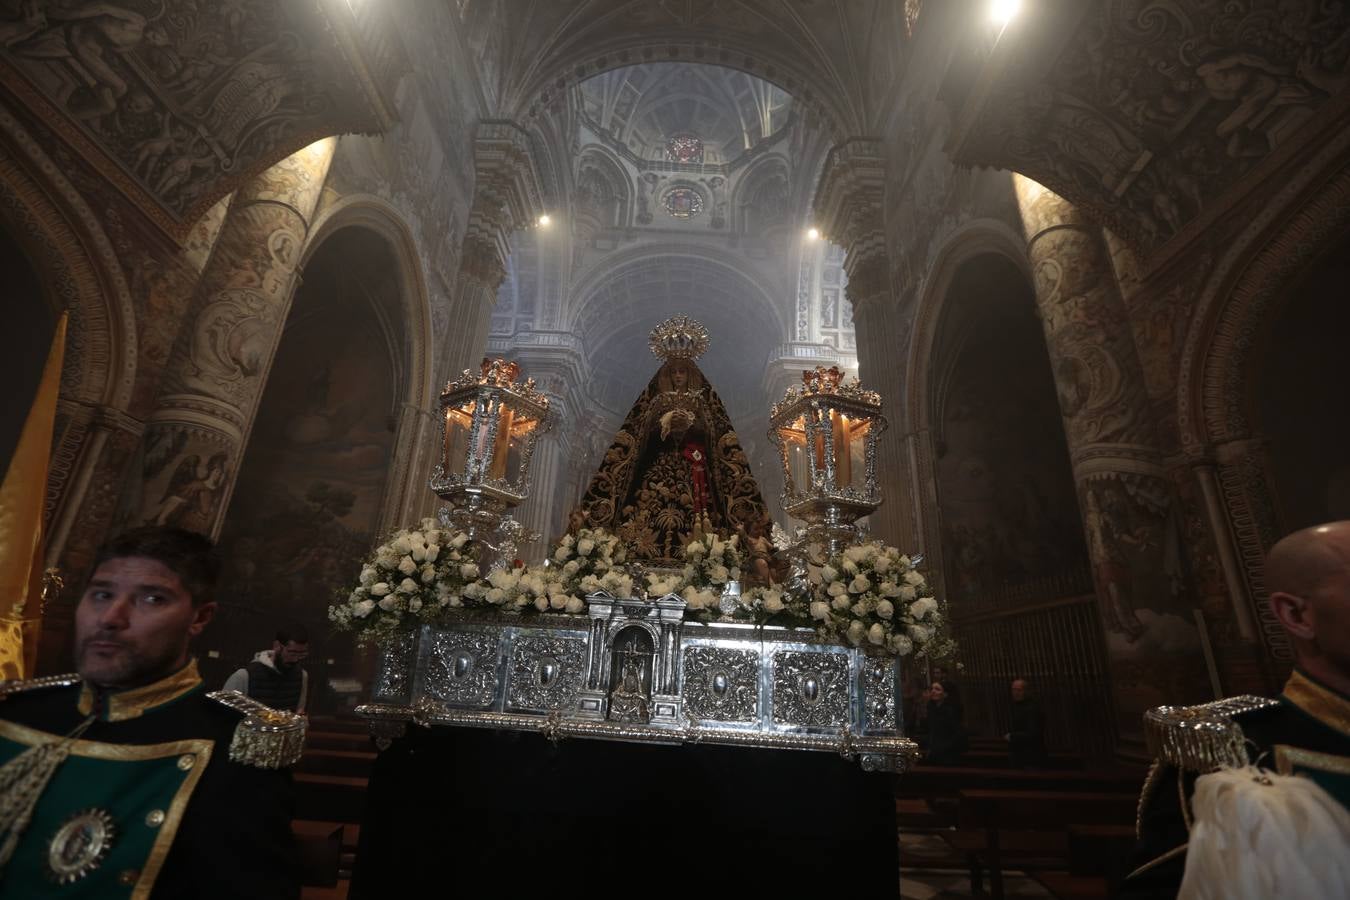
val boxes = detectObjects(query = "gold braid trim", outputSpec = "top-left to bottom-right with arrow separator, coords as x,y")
206,690 -> 306,769
0,673 -> 81,700
1142,695 -> 1279,773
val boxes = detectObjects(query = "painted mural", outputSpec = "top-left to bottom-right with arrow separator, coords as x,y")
206,228 -> 401,700
935,261 -> 1089,615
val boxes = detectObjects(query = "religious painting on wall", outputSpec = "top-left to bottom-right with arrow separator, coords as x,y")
206,229 -> 401,704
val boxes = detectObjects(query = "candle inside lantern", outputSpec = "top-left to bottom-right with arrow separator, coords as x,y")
831,410 -> 851,488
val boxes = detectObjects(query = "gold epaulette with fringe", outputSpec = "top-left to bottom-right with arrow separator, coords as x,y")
0,673 -> 81,700
206,690 -> 307,769
1143,695 -> 1281,773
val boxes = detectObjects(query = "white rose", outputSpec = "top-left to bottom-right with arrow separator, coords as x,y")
392,535 -> 413,554
377,594 -> 399,611
876,599 -> 895,620
827,582 -> 847,598
868,623 -> 886,646
880,581 -> 901,598
910,597 -> 938,620
464,582 -> 487,600
447,594 -> 464,608
763,591 -> 785,613
809,600 -> 831,621
832,595 -> 852,612
687,540 -> 706,557
354,599 -> 376,618
553,546 -> 570,563
398,556 -> 417,576
903,570 -> 925,586
359,567 -> 377,587
899,585 -> 917,601
844,545 -> 868,563
842,559 -> 859,575
849,575 -> 871,594
873,555 -> 892,573
549,593 -> 568,610
564,596 -> 585,614
488,569 -> 518,590
820,565 -> 838,583
908,623 -> 933,643
889,634 -> 914,656
711,565 -> 729,583
371,582 -> 391,597
398,577 -> 418,593
534,595 -> 549,612
420,564 -> 436,584
852,599 -> 873,617
485,588 -> 506,605
460,563 -> 479,580
847,620 -> 867,645
577,538 -> 595,556
450,533 -> 469,549
563,560 -> 580,577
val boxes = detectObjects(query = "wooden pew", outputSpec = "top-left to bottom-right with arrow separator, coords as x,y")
955,789 -> 1138,900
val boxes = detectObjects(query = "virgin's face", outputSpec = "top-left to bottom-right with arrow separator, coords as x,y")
671,367 -> 688,388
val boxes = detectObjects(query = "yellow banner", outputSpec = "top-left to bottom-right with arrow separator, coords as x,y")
0,312 -> 67,678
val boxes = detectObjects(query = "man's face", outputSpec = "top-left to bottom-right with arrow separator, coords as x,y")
1011,680 -> 1026,701
1309,566 -> 1350,675
275,640 -> 309,667
75,557 -> 215,688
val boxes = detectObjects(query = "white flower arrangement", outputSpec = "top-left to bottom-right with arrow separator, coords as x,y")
813,541 -> 945,657
549,527 -> 632,604
678,532 -> 741,613
330,519 -> 478,645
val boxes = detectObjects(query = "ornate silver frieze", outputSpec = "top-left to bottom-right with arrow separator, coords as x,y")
683,646 -> 759,723
507,635 -> 587,712
421,630 -> 501,708
861,657 -> 897,732
373,630 -> 417,703
770,649 -> 851,728
359,600 -> 918,771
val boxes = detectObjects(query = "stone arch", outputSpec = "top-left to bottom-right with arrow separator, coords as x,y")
731,153 -> 791,235
0,104 -> 138,564
1177,152 -> 1350,668
901,220 -> 1037,594
565,242 -> 790,341
509,37 -> 857,140
575,144 -> 633,230
304,195 -> 437,530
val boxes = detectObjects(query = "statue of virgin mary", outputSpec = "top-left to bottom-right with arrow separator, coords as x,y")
573,316 -> 769,567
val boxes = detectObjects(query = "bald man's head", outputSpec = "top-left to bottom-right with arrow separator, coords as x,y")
1266,521 -> 1350,688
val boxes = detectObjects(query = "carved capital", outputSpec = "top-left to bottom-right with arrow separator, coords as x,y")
812,138 -> 886,252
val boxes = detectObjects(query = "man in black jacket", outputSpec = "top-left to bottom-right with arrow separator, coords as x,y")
0,526 -> 304,899
1006,678 -> 1048,768
224,625 -> 310,713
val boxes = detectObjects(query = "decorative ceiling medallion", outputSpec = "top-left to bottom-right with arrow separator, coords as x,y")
665,133 -> 704,164
663,186 -> 704,219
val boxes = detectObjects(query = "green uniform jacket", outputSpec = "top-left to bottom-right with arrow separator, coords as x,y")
0,660 -> 302,900
1123,668 -> 1350,898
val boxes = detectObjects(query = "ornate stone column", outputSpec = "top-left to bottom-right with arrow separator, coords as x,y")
812,139 -> 915,550
439,122 -> 544,381
1015,176 -> 1212,748
131,138 -> 337,539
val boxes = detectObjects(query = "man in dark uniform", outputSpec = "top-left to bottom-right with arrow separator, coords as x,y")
0,526 -> 304,899
1124,520 -> 1350,897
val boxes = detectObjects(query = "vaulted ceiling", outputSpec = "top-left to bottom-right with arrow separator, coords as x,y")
461,0 -> 898,135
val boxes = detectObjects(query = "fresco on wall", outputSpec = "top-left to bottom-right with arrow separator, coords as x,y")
935,267 -> 1089,614
206,229 -> 400,701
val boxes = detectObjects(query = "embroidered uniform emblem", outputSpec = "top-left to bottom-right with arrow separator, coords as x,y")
47,808 -> 117,884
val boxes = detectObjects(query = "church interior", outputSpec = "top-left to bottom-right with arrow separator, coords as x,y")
3,0 -> 1350,896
